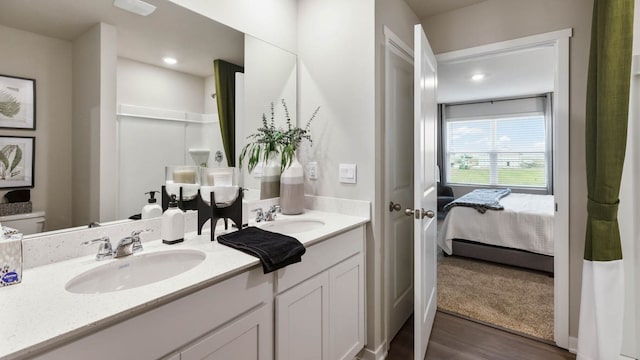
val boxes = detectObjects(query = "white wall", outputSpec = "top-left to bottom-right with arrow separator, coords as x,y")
421,0 -> 593,338
373,0 -> 420,355
116,112 -> 224,220
242,35 -> 297,191
204,76 -> 217,114
167,0 -> 297,54
117,114 -> 184,218
297,0 -> 375,202
71,22 -> 118,226
116,58 -> 225,217
99,24 -> 118,223
117,58 -> 206,113
72,24 -> 104,227
297,0 -> 377,353
0,24 -> 73,231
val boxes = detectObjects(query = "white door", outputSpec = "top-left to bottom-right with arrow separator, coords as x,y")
384,29 -> 415,341
410,24 -> 438,360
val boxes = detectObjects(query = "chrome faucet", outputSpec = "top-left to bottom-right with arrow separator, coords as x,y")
253,205 -> 280,222
130,229 -> 151,253
113,229 -> 152,258
253,208 -> 266,222
82,236 -> 114,260
265,205 -> 281,221
83,229 -> 152,260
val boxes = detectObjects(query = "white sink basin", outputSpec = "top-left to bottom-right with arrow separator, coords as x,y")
260,218 -> 325,235
66,249 -> 206,294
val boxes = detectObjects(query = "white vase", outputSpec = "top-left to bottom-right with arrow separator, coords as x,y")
280,155 -> 304,214
260,151 -> 281,199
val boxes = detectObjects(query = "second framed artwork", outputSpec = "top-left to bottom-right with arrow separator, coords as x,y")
0,136 -> 35,189
0,74 -> 36,130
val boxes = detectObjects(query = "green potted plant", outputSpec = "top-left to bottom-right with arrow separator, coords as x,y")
239,103 -> 284,199
239,100 -> 319,203
239,103 -> 283,173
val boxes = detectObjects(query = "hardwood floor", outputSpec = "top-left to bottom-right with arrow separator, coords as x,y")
387,312 -> 576,360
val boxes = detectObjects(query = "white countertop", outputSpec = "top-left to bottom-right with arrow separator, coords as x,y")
0,210 -> 368,360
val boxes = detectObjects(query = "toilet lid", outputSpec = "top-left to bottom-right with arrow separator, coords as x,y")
0,211 -> 46,221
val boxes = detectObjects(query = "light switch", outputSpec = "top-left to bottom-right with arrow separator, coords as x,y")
339,163 -> 356,184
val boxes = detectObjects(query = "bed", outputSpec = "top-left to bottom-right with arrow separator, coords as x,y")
438,193 -> 555,273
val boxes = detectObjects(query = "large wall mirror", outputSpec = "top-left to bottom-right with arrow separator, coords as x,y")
0,0 -> 296,235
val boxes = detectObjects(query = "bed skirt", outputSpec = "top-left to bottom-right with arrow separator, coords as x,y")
451,239 -> 554,274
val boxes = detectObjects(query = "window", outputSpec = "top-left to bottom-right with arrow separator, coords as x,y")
442,96 -> 552,191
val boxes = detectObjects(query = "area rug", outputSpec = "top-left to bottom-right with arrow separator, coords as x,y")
437,255 -> 554,341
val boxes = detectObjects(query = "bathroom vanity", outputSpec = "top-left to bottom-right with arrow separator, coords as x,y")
0,208 -> 368,360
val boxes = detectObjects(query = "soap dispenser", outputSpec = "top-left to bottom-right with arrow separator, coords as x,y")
141,191 -> 162,219
162,195 -> 184,244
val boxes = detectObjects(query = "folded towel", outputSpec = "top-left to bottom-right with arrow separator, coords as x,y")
217,227 -> 306,274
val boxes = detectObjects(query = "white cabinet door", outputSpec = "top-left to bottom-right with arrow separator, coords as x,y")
329,254 -> 364,360
276,272 -> 330,360
181,304 -> 273,360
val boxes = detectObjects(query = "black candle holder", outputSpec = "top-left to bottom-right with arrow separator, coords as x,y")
197,187 -> 244,242
162,185 -> 199,212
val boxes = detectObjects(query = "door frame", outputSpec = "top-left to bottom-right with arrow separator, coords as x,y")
435,28 -> 572,349
382,25 -> 415,352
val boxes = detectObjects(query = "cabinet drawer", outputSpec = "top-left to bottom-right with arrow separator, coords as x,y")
276,226 -> 364,293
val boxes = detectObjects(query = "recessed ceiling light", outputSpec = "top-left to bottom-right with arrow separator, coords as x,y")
471,73 -> 485,81
163,57 -> 178,65
113,0 -> 157,16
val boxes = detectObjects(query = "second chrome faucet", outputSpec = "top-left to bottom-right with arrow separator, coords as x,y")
83,229 -> 152,260
253,205 -> 281,222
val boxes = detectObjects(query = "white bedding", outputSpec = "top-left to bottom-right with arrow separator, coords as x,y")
438,193 -> 555,256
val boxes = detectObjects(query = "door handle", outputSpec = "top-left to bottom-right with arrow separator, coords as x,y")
389,201 -> 402,212
423,209 -> 435,219
404,208 -> 435,219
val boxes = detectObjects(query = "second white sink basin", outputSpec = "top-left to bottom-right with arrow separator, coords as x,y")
66,249 -> 206,294
260,218 -> 325,235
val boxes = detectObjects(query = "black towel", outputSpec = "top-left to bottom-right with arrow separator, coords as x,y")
217,227 -> 306,274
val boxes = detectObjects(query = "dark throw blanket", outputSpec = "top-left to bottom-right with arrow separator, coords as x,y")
443,188 -> 511,214
217,226 -> 306,273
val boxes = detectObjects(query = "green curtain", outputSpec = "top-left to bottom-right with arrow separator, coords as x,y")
214,59 -> 244,167
584,0 -> 633,262
577,0 -> 634,358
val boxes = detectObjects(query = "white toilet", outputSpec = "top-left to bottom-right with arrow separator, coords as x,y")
0,211 -> 46,235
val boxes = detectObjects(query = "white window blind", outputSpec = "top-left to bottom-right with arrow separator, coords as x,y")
443,95 -> 552,191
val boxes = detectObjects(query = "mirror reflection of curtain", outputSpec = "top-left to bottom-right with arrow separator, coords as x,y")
214,59 -> 244,166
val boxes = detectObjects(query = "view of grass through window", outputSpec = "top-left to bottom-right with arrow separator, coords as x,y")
449,167 -> 546,186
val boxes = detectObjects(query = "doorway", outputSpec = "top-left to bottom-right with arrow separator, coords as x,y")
383,28 -> 571,351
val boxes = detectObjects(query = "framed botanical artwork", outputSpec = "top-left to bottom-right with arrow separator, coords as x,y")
0,136 -> 35,189
0,75 -> 36,130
